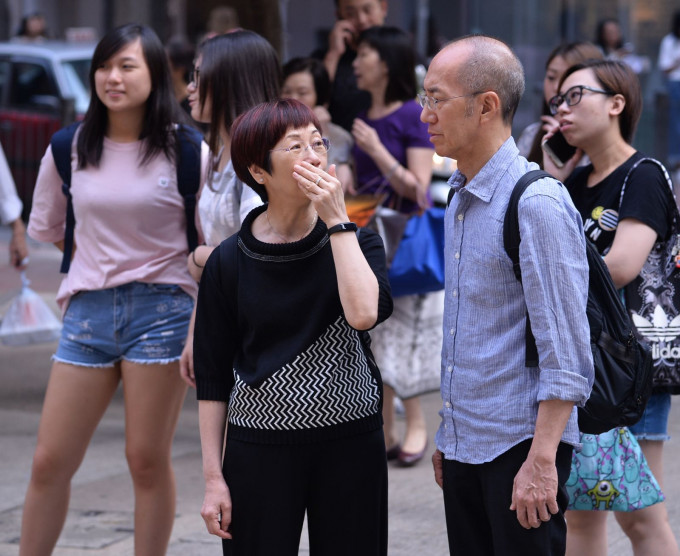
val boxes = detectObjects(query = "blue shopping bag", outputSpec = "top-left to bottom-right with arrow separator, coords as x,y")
388,207 -> 446,298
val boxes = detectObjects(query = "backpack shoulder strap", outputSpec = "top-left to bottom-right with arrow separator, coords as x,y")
503,169 -> 553,282
176,124 -> 203,253
50,122 -> 81,273
502,169 -> 554,367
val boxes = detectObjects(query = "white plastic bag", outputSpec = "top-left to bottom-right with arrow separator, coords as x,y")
0,272 -> 61,346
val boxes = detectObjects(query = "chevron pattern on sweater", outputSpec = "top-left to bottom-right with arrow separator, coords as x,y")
228,317 -> 380,430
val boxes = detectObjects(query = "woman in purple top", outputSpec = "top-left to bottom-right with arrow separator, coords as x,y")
351,26 -> 438,467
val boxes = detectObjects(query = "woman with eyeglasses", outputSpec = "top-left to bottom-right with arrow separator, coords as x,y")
544,59 -> 680,556
351,25 -> 438,468
179,30 -> 280,387
516,41 -> 603,166
193,98 -> 392,555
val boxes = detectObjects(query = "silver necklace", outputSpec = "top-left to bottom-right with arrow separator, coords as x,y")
265,210 -> 318,243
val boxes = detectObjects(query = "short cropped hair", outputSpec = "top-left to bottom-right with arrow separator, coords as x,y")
231,99 -> 322,202
559,59 -> 642,144
357,26 -> 416,104
449,35 -> 525,125
282,57 -> 331,106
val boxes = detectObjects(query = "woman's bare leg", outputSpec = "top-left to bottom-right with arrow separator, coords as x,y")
19,362 -> 120,556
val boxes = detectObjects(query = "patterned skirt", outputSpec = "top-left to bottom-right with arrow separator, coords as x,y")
369,290 -> 444,399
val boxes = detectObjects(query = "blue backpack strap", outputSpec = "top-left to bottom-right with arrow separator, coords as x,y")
502,169 -> 554,367
50,122 -> 81,273
175,124 -> 202,252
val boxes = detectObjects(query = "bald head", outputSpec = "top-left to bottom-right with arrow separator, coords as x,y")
434,35 -> 525,125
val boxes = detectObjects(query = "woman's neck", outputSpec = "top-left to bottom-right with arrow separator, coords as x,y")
106,109 -> 145,142
216,127 -> 231,171
585,134 -> 636,185
253,200 -> 317,244
367,91 -> 403,119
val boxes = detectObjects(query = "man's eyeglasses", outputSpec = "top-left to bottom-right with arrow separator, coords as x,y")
191,66 -> 200,85
417,91 -> 484,111
548,85 -> 615,115
270,137 -> 331,156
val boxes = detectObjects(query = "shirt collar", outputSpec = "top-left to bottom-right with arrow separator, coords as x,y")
446,137 -> 519,202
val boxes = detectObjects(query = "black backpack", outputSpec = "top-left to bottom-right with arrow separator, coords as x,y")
502,170 -> 654,435
50,122 -> 202,273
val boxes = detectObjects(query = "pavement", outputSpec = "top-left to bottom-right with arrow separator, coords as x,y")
0,227 -> 678,555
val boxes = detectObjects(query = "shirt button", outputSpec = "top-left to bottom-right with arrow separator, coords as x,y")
447,365 -> 453,373
457,213 -> 464,221
452,289 -> 458,297
444,423 -> 448,429
454,252 -> 460,259
445,402 -> 451,408
449,328 -> 455,335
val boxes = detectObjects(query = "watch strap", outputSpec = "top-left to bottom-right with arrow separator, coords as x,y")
327,222 -> 358,236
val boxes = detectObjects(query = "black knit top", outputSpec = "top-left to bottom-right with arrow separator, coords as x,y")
194,204 -> 393,444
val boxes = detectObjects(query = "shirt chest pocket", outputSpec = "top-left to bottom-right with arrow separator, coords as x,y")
460,247 -> 516,308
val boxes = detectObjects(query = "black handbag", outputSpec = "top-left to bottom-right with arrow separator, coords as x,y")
622,158 -> 680,394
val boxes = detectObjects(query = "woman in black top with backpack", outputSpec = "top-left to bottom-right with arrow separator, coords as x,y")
545,59 -> 679,556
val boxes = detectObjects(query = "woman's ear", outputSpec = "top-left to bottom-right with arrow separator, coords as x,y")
249,164 -> 267,184
609,93 -> 626,116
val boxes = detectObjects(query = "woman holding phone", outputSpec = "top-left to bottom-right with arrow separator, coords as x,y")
545,59 -> 679,556
516,41 -> 602,166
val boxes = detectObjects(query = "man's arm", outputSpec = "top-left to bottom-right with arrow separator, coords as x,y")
509,399 -> 573,528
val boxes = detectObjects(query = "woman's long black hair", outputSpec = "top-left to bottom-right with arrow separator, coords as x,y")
77,23 -> 183,169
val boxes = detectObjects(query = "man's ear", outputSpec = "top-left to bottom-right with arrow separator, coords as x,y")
249,164 -> 267,184
479,91 -> 501,119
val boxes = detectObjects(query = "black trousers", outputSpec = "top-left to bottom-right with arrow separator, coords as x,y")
222,428 -> 388,556
442,439 -> 573,556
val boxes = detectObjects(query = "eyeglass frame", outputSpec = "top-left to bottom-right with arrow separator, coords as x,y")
190,66 -> 200,85
417,91 -> 485,111
269,137 -> 331,156
548,85 -> 615,115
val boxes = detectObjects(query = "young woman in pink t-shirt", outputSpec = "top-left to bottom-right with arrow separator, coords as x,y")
21,24 -> 202,555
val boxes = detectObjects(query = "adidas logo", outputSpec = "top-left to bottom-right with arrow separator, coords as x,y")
632,305 -> 680,360
631,305 -> 680,343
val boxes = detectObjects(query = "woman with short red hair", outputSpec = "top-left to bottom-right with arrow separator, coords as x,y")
193,98 -> 392,556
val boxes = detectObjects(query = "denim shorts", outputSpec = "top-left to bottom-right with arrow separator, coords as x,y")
54,282 -> 193,367
628,392 -> 672,441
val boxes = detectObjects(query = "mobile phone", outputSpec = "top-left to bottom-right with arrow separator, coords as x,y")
542,131 -> 577,168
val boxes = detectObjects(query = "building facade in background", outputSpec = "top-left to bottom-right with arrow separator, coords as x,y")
0,0 -> 675,159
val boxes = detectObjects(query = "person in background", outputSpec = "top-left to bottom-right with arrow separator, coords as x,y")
315,0 -> 388,131
14,11 -> 48,41
282,56 -> 355,193
595,18 -> 631,60
179,30 -> 279,388
352,25 -> 436,467
516,42 -> 603,166
194,98 -> 392,555
658,11 -> 680,179
543,58 -> 680,556
423,35 -> 593,555
0,141 -> 28,269
19,24 -> 206,555
166,37 -> 196,115
203,6 -> 240,41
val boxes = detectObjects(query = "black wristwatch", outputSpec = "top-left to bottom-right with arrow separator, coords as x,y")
327,222 -> 358,236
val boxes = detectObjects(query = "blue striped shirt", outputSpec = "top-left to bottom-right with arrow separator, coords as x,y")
436,137 -> 594,464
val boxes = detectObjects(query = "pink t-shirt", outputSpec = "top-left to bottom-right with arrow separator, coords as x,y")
28,134 -> 207,312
